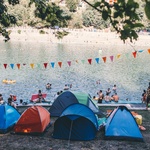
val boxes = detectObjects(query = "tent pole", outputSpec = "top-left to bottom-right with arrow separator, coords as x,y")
68,120 -> 73,147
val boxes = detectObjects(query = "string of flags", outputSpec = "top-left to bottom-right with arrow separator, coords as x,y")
1,49 -> 150,70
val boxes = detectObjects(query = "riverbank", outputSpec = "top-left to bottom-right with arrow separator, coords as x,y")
1,27 -> 150,46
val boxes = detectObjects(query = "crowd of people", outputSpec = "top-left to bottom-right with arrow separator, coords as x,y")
93,84 -> 119,103
141,82 -> 150,110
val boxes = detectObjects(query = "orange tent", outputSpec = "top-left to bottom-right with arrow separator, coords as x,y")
14,106 -> 50,134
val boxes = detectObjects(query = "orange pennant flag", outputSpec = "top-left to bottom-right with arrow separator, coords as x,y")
117,54 -> 121,59
44,63 -> 48,69
88,59 -> 92,65
148,49 -> 150,54
132,51 -> 137,58
3,64 -> 7,69
58,62 -> 62,68
30,63 -> 34,69
17,64 -> 21,69
102,57 -> 107,63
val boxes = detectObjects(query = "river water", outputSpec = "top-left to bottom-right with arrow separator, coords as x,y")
0,39 -> 149,103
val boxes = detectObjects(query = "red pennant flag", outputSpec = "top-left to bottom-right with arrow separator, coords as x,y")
148,49 -> 150,54
110,56 -> 114,62
3,64 -> 7,69
67,61 -> 71,66
88,59 -> 92,65
44,63 -> 48,69
102,57 -> 107,63
17,64 -> 20,69
132,51 -> 137,58
58,62 -> 62,68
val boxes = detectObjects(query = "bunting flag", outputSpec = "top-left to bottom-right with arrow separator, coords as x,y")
58,62 -> 62,68
125,53 -> 129,58
117,54 -> 121,59
50,62 -> 55,68
138,50 -> 144,53
3,64 -> 7,69
110,56 -> 114,62
81,60 -> 85,64
102,57 -> 107,63
67,61 -> 71,66
17,64 -> 20,69
44,63 -> 48,69
88,59 -> 92,65
95,58 -> 100,64
10,64 -> 14,69
148,49 -> 150,54
30,63 -> 34,69
132,51 -> 137,58
37,63 -> 40,69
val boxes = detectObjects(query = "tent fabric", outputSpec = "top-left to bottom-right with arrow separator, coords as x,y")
14,106 -> 50,134
105,106 -> 144,141
49,91 -> 104,117
0,105 -> 20,133
52,103 -> 99,141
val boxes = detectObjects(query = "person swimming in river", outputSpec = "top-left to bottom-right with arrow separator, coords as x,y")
46,83 -> 51,89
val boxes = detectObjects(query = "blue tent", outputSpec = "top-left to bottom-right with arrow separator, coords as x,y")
105,106 -> 144,141
0,105 -> 20,133
49,91 -> 104,117
52,103 -> 99,141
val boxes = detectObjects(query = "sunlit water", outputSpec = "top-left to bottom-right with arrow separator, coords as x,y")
0,39 -> 149,103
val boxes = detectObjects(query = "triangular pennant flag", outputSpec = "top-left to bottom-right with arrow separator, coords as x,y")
81,60 -> 85,64
50,62 -> 55,68
132,51 -> 137,58
30,63 -> 34,69
95,58 -> 100,64
110,56 -> 114,62
67,61 -> 71,66
117,54 -> 121,59
102,57 -> 107,63
148,49 -> 150,54
58,62 -> 62,68
10,64 -> 14,69
138,50 -> 144,53
88,59 -> 92,65
37,64 -> 40,68
17,64 -> 21,69
75,60 -> 78,63
44,63 -> 48,69
126,53 -> 129,58
3,64 -> 7,69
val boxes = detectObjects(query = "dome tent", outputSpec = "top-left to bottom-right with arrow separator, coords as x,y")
14,106 -> 50,135
0,105 -> 20,133
52,103 -> 99,141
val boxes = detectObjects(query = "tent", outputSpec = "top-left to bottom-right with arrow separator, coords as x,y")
49,91 -> 104,117
105,106 -> 144,141
14,106 -> 50,134
0,105 -> 20,133
52,103 -> 99,141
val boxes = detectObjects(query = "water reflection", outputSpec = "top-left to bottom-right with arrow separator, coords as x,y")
0,40 -> 149,103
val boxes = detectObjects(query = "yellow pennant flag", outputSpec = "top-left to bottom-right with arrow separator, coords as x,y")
117,54 -> 121,59
30,63 -> 34,69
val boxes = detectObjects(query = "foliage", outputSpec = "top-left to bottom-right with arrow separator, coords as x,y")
54,30 -> 69,39
0,0 -> 150,42
65,0 -> 79,12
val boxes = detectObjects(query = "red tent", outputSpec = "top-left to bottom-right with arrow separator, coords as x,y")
14,106 -> 50,134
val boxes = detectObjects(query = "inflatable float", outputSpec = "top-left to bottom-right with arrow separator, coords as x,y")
2,79 -> 16,84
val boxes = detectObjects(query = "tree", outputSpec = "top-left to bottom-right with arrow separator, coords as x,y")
0,0 -> 150,42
